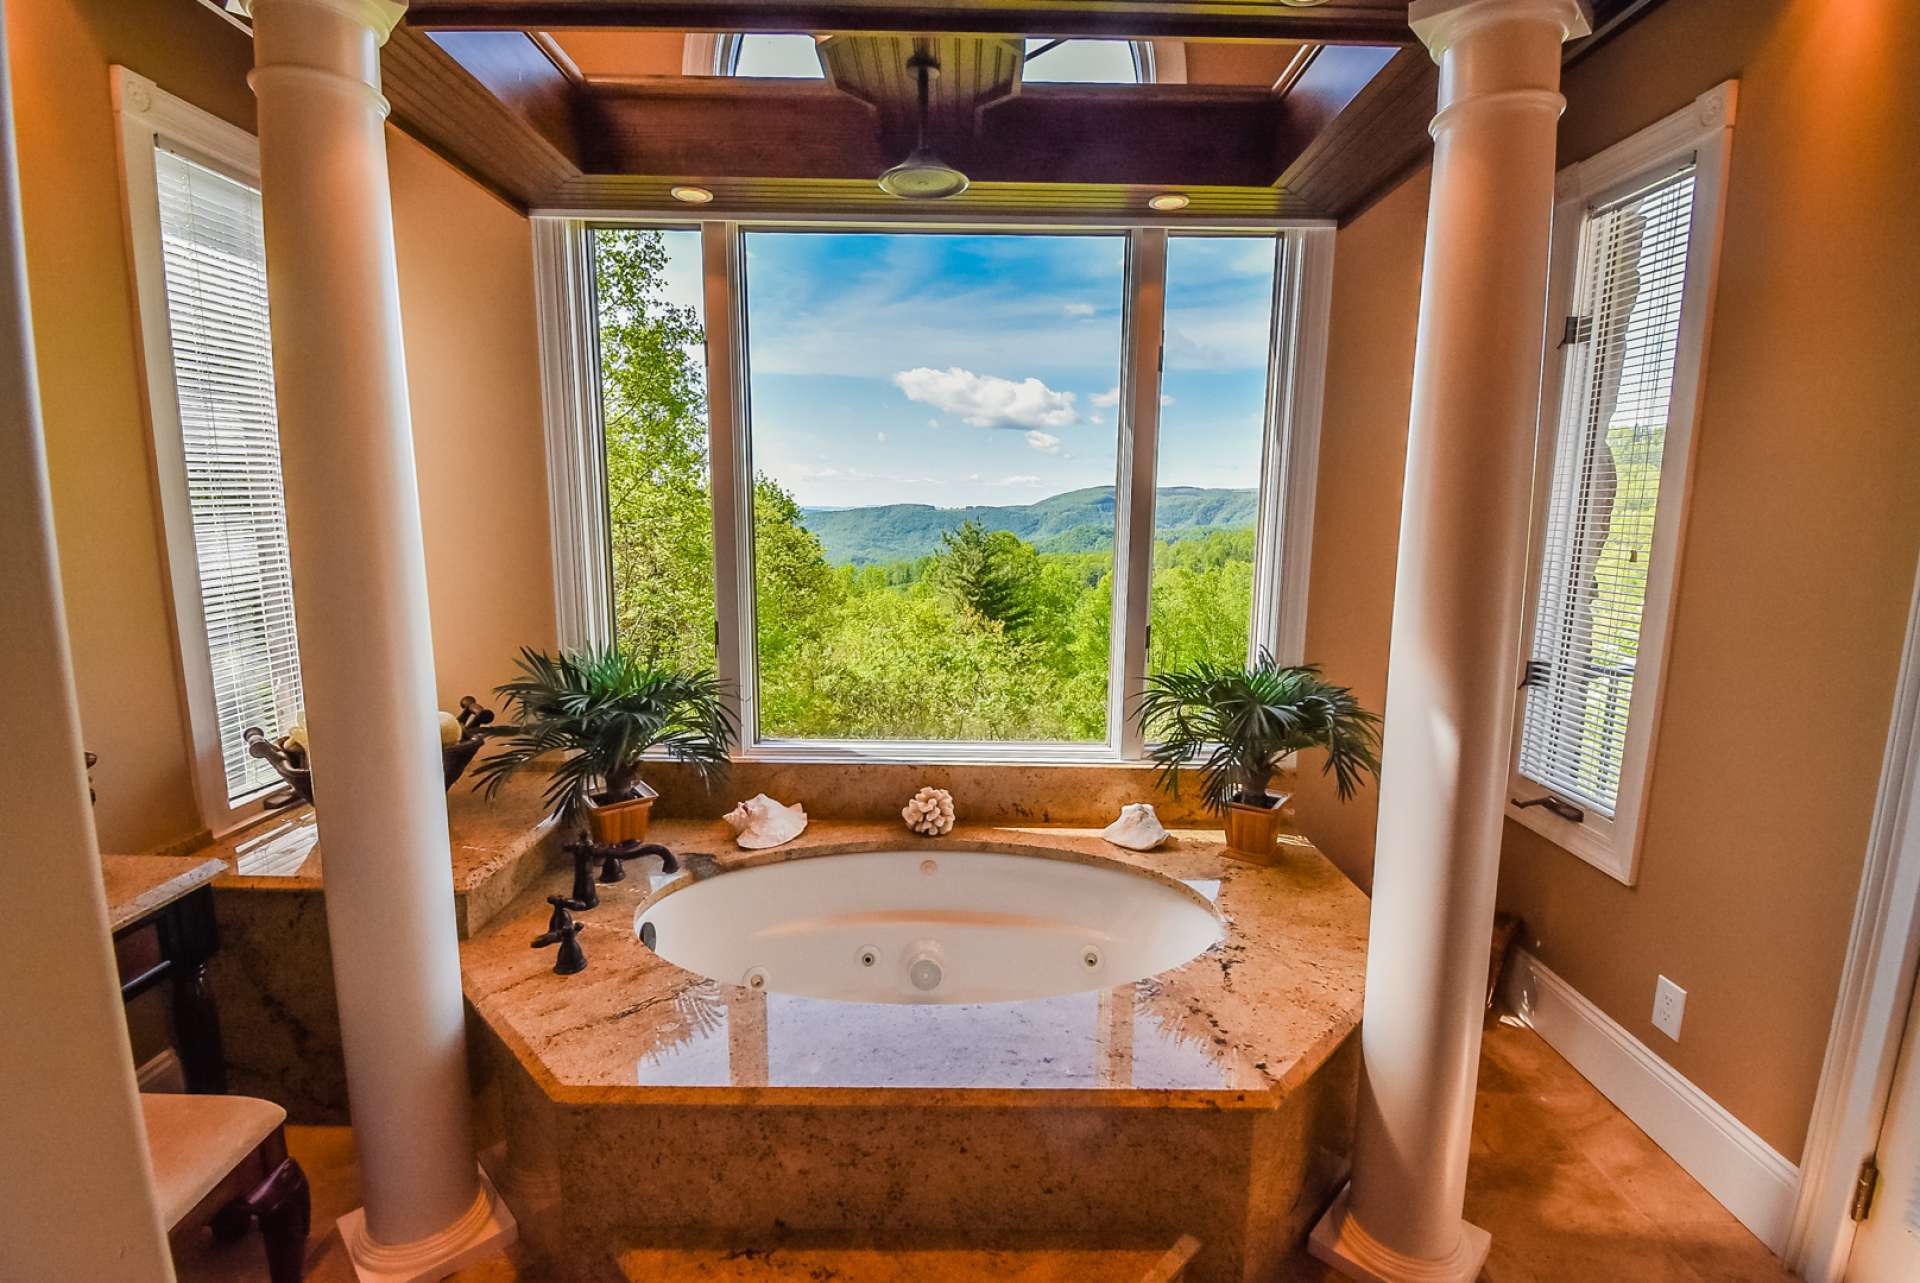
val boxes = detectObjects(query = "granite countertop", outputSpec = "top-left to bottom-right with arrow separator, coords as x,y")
201,774 -> 556,888
461,819 -> 1370,1106
100,854 -> 226,933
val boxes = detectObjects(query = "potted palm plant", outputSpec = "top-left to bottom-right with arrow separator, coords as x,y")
1135,653 -> 1381,860
473,646 -> 736,844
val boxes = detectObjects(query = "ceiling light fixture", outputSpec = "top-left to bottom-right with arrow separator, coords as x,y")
669,184 -> 715,205
878,52 -> 970,200
1148,192 -> 1191,212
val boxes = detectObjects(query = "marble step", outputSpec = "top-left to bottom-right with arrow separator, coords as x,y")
606,1237 -> 1203,1282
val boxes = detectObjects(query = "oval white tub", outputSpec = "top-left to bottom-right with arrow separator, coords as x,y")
636,849 -> 1223,1005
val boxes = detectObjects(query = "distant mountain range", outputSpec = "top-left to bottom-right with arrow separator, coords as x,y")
800,485 -> 1258,565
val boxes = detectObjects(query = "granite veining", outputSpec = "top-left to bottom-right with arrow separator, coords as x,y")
99,854 -> 224,933
462,819 -> 1367,1103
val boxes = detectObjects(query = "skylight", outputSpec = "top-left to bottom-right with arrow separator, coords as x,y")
731,34 -> 824,78
1022,38 -> 1145,85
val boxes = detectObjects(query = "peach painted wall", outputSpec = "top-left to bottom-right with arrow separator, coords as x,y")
1291,166 -> 1428,893
1295,0 -> 1920,1159
9,0 -> 553,853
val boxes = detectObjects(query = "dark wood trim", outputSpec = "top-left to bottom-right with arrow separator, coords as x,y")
403,0 -> 1417,44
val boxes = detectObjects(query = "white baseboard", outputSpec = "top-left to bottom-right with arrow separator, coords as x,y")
136,1049 -> 185,1094
1502,949 -> 1800,1252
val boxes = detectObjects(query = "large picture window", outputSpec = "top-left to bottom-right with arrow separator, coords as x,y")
538,219 -> 1332,762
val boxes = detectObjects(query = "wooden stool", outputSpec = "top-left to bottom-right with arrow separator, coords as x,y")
141,1092 -> 310,1282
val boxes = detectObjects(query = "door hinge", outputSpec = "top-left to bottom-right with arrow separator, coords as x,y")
1850,1155 -> 1879,1222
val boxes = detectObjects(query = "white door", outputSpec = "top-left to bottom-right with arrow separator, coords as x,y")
1849,961 -> 1920,1280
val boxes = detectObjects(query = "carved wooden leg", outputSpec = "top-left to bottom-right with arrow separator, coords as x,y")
246,1157 -> 310,1283
172,961 -> 228,1095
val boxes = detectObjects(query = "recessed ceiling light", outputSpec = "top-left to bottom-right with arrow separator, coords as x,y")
1148,192 -> 1191,212
669,185 -> 715,205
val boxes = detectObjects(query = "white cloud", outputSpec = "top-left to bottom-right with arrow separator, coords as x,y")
1024,431 -> 1064,456
927,419 -> 940,429
891,366 -> 1078,430
1161,394 -> 1176,407
1063,302 -> 1096,317
876,432 -> 887,442
1091,386 -> 1121,408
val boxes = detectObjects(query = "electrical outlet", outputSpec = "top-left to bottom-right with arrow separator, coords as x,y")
1653,975 -> 1687,1040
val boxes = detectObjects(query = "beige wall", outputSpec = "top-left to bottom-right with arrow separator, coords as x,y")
1296,0 -> 1920,1160
10,0 -> 552,853
389,128 -> 555,713
1292,166 -> 1428,892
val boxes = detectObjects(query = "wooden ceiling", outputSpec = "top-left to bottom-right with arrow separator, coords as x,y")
373,0 -> 1664,221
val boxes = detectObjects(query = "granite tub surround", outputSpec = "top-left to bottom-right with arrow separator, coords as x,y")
461,819 -> 1368,1282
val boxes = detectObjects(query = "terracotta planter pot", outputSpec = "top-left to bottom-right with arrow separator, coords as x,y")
1223,792 -> 1291,861
584,780 -> 658,845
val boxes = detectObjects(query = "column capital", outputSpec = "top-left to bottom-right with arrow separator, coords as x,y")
1409,0 -> 1592,61
231,0 -> 407,43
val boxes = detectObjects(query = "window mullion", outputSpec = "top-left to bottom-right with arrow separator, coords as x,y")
702,220 -> 756,746
1113,227 -> 1167,760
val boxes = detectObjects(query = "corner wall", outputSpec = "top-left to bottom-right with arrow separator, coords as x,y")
9,0 -> 554,853
1295,0 -> 1920,1161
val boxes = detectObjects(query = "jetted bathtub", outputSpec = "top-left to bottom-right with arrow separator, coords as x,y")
635,848 -> 1225,1004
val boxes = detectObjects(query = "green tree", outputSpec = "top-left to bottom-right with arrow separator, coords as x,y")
929,519 -> 1036,632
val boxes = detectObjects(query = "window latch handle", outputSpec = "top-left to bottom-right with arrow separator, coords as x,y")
1512,794 -> 1585,823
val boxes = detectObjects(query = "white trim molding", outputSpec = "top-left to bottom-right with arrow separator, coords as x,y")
1505,80 -> 1739,884
1503,950 -> 1800,1251
1787,555 -> 1920,1283
112,67 -> 288,836
531,216 -> 612,652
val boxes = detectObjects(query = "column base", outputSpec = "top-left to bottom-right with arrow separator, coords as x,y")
1309,1184 -> 1491,1283
337,1164 -> 517,1283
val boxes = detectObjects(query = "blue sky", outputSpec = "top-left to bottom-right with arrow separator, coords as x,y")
654,229 -> 1278,510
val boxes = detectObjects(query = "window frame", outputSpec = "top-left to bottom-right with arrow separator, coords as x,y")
1506,80 -> 1738,883
112,66 -> 294,834
534,213 -> 1334,765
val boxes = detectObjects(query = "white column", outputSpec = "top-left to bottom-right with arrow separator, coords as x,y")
1310,2 -> 1589,1281
240,1 -> 512,1277
0,6 -> 177,1276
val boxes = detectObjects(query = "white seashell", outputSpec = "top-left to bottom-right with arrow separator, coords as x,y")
723,793 -> 809,849
902,786 -> 956,836
1102,802 -> 1168,851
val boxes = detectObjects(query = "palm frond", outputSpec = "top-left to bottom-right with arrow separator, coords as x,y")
1133,651 -> 1381,813
474,644 -> 738,825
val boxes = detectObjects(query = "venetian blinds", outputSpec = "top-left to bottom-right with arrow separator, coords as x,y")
1518,164 -> 1697,815
153,145 -> 303,803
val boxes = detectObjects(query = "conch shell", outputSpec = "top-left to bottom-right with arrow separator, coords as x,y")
724,794 -> 808,849
1102,802 -> 1168,851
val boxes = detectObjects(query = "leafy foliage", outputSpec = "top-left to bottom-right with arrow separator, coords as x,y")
1136,655 -> 1381,814
593,227 -> 1348,750
473,646 -> 737,826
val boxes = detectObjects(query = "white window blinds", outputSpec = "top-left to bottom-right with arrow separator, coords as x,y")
153,146 -> 303,804
1518,164 -> 1697,815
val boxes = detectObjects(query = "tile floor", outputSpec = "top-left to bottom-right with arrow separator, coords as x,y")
173,1019 -> 1802,1282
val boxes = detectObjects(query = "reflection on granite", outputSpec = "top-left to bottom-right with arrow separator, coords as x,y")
623,983 -> 1234,1090
99,854 -> 224,933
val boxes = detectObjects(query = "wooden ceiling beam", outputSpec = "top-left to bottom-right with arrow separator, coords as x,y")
403,0 -> 1416,45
